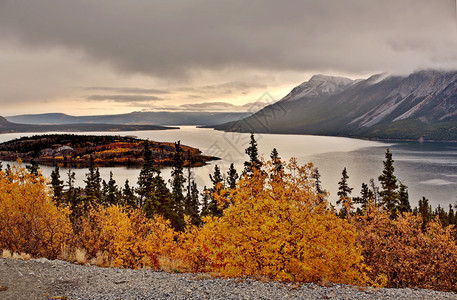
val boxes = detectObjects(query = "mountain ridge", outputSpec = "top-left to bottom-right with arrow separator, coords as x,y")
6,111 -> 251,126
212,69 -> 457,141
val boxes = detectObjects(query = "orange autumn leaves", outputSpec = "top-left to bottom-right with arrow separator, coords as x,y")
1,159 -> 457,292
0,163 -> 72,259
199,160 -> 365,284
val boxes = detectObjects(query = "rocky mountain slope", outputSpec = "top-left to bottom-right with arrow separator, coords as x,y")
213,70 -> 457,141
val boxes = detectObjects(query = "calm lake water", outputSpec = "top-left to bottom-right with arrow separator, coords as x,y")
1,126 -> 456,208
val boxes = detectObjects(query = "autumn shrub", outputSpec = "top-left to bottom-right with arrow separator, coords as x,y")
77,205 -> 177,269
352,206 -> 457,292
0,163 -> 73,259
196,159 -> 367,285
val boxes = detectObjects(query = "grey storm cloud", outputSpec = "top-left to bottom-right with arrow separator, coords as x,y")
85,87 -> 171,94
1,0 -> 456,78
86,95 -> 163,102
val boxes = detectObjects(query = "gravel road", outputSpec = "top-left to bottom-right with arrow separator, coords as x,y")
1,258 -> 456,300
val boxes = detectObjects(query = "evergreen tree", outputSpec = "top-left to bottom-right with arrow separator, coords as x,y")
50,165 -> 64,205
122,180 -> 137,207
209,164 -> 224,216
184,166 -> 201,225
417,196 -> 432,232
200,186 -> 211,217
169,141 -> 186,230
353,182 -> 373,210
312,168 -> 325,202
65,169 -> 83,227
448,204 -> 455,226
26,158 -> 40,176
152,171 -> 172,219
369,178 -> 380,205
137,140 -> 157,207
270,148 -> 283,177
337,167 -> 353,217
243,133 -> 262,176
227,163 -> 239,189
84,156 -> 102,206
105,171 -> 118,205
397,182 -> 411,213
0,161 -> 2,172
378,148 -> 399,213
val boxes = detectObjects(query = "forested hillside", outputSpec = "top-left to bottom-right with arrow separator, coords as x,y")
1,135 -> 456,292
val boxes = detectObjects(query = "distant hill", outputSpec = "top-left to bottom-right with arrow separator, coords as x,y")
6,111 -> 251,126
212,70 -> 457,141
0,115 -> 176,134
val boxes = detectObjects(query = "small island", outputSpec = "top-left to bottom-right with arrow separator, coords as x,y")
0,134 -> 218,168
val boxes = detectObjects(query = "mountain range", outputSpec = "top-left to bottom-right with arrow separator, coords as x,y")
0,116 -> 176,134
6,111 -> 250,126
212,70 -> 457,141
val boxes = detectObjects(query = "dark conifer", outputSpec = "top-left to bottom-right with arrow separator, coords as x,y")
84,156 -> 102,206
378,148 -> 399,213
50,165 -> 64,205
397,182 -> 411,213
209,164 -> 224,216
226,163 -> 239,189
353,182 -> 373,210
106,171 -> 118,205
270,148 -> 283,176
26,158 -> 40,176
243,133 -> 262,176
122,180 -> 137,208
169,141 -> 186,230
312,168 -> 325,202
137,141 -> 157,207
337,167 -> 353,217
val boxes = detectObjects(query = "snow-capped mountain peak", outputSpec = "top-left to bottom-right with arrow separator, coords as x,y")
280,74 -> 354,102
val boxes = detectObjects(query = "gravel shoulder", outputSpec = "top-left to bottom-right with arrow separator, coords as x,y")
1,258 -> 456,300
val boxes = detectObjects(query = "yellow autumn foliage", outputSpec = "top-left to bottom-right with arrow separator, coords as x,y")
352,206 -> 457,292
77,205 -> 177,269
0,163 -> 72,259
196,159 -> 367,284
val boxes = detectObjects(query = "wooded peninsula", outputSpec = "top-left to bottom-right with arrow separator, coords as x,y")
0,134 -> 217,167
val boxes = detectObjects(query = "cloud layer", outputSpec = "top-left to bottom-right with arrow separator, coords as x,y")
0,0 -> 456,115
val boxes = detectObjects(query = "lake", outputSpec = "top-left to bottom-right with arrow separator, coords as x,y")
1,126 -> 456,209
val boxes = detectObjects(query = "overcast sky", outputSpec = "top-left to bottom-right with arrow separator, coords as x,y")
0,0 -> 456,116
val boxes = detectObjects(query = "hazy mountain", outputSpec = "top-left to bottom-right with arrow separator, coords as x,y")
6,111 -> 251,126
213,70 -> 457,141
0,115 -> 175,134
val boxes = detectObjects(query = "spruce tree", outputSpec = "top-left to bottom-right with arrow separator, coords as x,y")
312,168 -> 325,202
337,167 -> 353,217
200,186 -> 211,217
397,182 -> 411,213
137,140 -> 157,207
0,161 -> 3,172
184,168 -> 201,226
26,158 -> 40,176
378,148 -> 399,213
353,182 -> 373,210
122,180 -> 137,208
106,171 -> 118,205
208,165 -> 225,216
169,141 -> 186,230
84,156 -> 102,206
243,133 -> 262,176
50,165 -> 64,205
270,148 -> 283,176
226,163 -> 238,189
